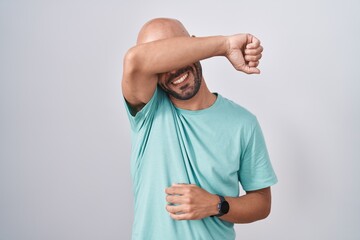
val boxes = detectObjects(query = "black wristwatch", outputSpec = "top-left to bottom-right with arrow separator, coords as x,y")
211,195 -> 230,217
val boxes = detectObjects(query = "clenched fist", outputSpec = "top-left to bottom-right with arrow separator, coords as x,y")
226,34 -> 263,74
165,183 -> 219,220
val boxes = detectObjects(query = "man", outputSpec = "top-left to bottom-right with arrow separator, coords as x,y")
122,18 -> 277,240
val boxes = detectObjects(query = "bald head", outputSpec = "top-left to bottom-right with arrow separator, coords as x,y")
137,18 -> 190,44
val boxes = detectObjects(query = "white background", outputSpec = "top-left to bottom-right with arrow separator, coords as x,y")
1,0 -> 359,239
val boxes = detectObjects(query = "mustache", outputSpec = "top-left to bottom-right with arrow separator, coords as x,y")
166,66 -> 193,84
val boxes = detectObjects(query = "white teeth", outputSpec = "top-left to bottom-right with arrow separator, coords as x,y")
172,73 -> 188,85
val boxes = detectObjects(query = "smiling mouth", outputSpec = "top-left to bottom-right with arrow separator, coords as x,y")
171,72 -> 189,85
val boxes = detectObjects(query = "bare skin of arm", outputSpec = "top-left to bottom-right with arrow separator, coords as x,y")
165,184 -> 271,224
122,34 -> 262,112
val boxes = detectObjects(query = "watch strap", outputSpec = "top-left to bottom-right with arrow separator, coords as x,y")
210,194 -> 228,217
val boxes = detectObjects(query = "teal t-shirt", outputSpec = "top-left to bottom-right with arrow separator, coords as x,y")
124,87 -> 277,240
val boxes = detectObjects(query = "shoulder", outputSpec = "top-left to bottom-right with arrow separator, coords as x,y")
217,94 -> 258,127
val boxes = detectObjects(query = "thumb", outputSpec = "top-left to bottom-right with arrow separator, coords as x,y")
239,64 -> 261,74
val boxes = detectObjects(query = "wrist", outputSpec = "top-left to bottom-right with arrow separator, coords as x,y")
217,35 -> 230,57
203,35 -> 229,57
210,195 -> 230,217
223,35 -> 231,57
208,194 -> 221,216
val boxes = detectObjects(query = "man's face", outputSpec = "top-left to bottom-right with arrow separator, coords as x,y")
158,62 -> 202,100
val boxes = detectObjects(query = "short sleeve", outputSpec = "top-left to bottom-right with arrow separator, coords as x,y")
123,87 -> 160,132
238,119 -> 278,191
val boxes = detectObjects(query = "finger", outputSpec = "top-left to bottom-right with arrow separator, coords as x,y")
169,212 -> 190,220
166,194 -> 183,204
172,183 -> 197,187
169,183 -> 197,195
245,46 -> 263,55
165,186 -> 187,195
249,67 -> 261,74
248,61 -> 259,67
245,53 -> 262,62
246,35 -> 261,49
239,64 -> 260,74
165,204 -> 184,214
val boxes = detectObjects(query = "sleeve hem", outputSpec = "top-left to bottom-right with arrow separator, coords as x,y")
242,178 -> 278,192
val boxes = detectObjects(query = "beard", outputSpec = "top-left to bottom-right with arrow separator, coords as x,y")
159,62 -> 202,100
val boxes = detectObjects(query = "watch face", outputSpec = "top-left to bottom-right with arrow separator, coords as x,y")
221,201 -> 230,214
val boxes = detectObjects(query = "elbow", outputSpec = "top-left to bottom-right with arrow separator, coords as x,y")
258,201 -> 272,221
122,47 -> 145,88
256,187 -> 272,221
123,48 -> 138,74
233,204 -> 271,224
249,200 -> 272,223
261,204 -> 271,220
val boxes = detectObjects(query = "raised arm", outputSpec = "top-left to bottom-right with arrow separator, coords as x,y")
122,36 -> 226,111
122,34 -> 263,112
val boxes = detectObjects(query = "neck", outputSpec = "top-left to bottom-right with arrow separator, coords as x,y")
169,79 -> 216,111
